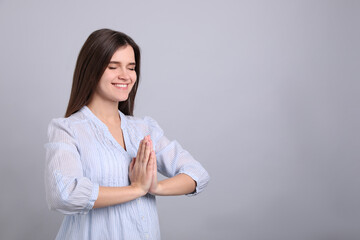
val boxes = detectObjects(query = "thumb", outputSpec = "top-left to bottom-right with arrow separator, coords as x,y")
129,157 -> 136,171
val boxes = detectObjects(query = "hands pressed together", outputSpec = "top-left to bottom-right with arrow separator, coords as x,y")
94,134 -> 196,209
129,135 -> 159,196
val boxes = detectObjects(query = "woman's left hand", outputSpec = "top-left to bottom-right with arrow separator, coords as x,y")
146,137 -> 196,196
148,138 -> 161,195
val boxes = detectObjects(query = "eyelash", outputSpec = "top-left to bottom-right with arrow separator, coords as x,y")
108,67 -> 135,71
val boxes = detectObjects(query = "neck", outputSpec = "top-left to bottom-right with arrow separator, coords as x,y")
87,96 -> 120,125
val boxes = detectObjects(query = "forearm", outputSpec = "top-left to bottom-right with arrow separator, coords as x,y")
155,173 -> 196,196
93,136 -> 155,209
93,185 -> 144,209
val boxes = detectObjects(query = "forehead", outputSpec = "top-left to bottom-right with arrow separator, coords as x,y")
110,45 -> 135,62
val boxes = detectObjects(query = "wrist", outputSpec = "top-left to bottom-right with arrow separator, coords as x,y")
130,184 -> 147,197
150,181 -> 164,196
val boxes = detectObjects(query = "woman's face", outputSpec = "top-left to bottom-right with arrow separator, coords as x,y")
93,45 -> 137,104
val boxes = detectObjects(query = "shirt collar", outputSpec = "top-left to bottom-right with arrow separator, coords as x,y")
80,105 -> 127,130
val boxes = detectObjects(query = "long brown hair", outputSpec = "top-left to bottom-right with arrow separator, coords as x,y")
65,29 -> 141,117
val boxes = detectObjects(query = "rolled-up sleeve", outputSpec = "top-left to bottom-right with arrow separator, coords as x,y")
44,118 -> 99,215
144,117 -> 210,196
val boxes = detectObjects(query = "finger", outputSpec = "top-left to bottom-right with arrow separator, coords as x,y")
139,137 -> 147,161
143,140 -> 151,163
150,151 -> 157,177
149,137 -> 154,151
140,138 -> 149,163
141,137 -> 149,163
129,157 -> 135,171
147,151 -> 154,173
136,139 -> 143,160
152,150 -> 157,173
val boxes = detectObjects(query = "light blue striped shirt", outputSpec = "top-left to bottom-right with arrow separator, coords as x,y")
44,106 -> 209,240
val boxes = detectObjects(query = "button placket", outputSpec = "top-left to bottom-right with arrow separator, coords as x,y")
136,197 -> 149,235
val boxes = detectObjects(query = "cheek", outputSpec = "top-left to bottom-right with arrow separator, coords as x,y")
131,72 -> 137,82
99,80 -> 108,89
97,78 -> 111,94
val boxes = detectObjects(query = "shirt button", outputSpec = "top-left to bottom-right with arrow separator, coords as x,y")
141,216 -> 145,220
145,234 -> 149,239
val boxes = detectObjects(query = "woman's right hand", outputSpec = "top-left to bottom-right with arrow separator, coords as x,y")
129,135 -> 154,195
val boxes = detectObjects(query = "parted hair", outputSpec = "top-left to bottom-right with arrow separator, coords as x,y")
65,29 -> 141,117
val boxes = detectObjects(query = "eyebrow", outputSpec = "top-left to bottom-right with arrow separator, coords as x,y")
109,61 -> 136,65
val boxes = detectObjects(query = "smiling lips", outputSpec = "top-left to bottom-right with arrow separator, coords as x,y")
112,83 -> 128,89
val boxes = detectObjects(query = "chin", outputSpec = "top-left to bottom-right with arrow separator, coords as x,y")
117,96 -> 130,102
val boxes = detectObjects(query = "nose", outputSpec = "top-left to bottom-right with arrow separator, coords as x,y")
118,68 -> 130,80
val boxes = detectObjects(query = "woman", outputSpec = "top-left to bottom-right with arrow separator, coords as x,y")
44,29 -> 209,239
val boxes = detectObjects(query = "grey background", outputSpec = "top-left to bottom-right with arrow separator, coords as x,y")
1,0 -> 359,239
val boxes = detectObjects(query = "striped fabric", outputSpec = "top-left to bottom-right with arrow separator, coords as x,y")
44,106 -> 210,240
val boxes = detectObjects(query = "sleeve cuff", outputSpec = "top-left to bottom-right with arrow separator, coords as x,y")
83,183 -> 99,214
178,171 -> 210,197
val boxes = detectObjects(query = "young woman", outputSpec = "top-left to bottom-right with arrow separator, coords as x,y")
44,29 -> 209,239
